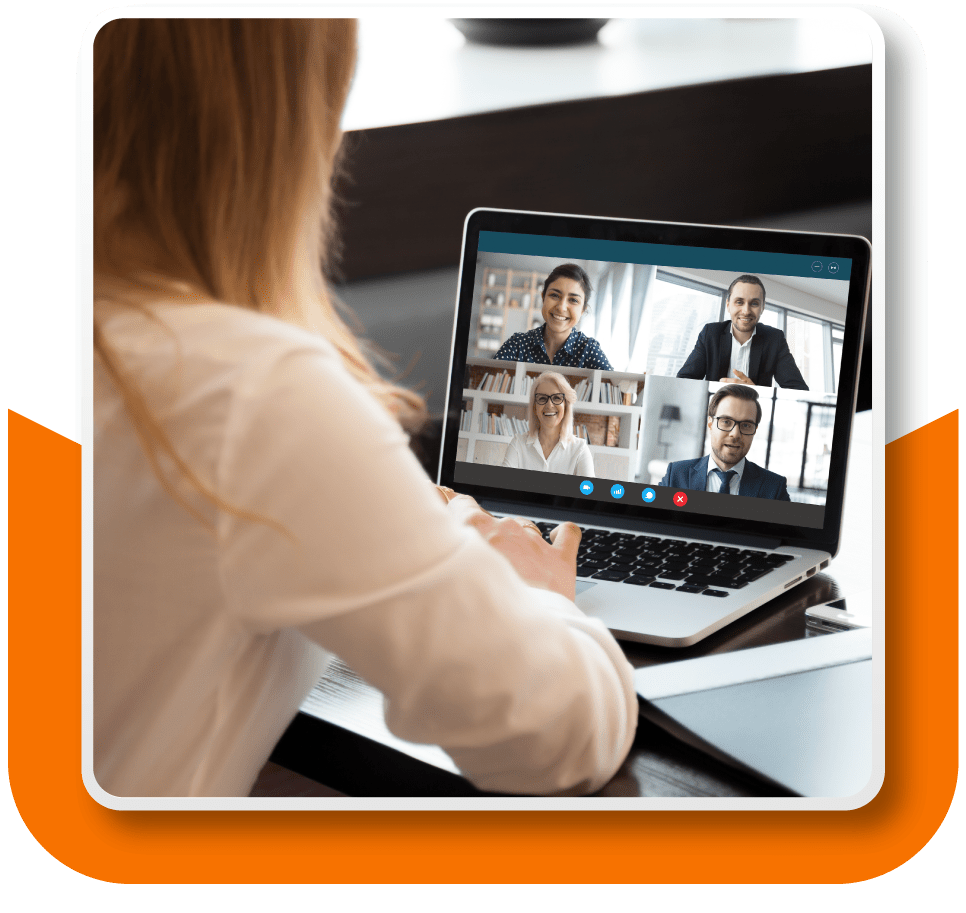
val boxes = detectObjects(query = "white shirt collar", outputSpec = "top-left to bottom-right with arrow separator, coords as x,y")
707,454 -> 746,483
527,434 -> 569,456
731,325 -> 757,347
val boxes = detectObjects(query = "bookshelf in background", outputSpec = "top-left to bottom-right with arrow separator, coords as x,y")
474,268 -> 545,355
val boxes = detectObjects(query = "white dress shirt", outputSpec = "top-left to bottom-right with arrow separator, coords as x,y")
729,326 -> 756,379
501,433 -> 596,476
93,301 -> 635,797
705,455 -> 747,494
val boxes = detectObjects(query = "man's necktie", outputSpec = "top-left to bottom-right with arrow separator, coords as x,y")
712,468 -> 736,494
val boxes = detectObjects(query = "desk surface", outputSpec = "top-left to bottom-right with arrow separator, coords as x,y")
270,414 -> 873,798
344,17 -> 872,131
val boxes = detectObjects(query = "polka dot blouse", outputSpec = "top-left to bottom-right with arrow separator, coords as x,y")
493,325 -> 613,370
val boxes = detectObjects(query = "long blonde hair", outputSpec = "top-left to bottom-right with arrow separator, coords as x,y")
528,372 -> 577,444
94,19 -> 424,524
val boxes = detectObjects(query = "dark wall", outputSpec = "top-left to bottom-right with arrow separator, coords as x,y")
333,64 -> 872,282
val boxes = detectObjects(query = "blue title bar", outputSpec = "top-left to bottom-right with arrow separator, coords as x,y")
478,231 -> 852,281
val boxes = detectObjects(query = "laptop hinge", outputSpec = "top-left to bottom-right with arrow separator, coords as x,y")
477,499 -> 783,551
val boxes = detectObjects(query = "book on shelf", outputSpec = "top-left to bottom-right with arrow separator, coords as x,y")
479,413 -> 529,437
479,370 -> 507,392
573,377 -> 591,402
503,415 -> 528,436
509,374 -> 533,396
512,374 -> 533,397
599,381 -> 628,405
475,370 -> 510,393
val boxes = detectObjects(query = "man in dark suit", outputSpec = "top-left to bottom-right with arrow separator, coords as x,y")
677,275 -> 808,390
660,384 -> 791,500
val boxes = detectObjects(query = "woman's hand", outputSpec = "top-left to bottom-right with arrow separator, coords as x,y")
439,489 -> 582,602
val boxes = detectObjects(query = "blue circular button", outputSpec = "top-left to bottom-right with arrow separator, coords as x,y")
579,480 -> 594,495
610,483 -> 625,499
642,487 -> 656,504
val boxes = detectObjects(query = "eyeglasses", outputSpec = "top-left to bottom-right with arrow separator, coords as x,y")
713,416 -> 758,435
534,393 -> 565,405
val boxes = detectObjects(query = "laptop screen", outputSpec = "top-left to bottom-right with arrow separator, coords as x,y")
442,210 -> 870,549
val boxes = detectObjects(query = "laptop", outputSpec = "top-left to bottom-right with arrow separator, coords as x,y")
437,208 -> 871,646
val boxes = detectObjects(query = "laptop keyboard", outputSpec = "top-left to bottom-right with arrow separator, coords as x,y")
533,522 -> 795,597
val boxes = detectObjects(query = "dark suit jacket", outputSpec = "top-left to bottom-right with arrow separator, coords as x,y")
660,455 -> 791,501
676,321 -> 808,389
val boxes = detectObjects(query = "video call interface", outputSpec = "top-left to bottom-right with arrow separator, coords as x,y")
452,231 -> 855,531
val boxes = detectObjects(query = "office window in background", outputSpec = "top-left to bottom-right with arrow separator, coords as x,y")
757,394 -> 835,505
801,403 -> 835,490
831,325 -> 844,392
785,312 -> 828,395
759,305 -> 783,331
760,303 -> 843,395
645,273 -> 722,377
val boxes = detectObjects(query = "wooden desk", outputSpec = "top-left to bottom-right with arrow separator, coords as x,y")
268,413 -> 873,798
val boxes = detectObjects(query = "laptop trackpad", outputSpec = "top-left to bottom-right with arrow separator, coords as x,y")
575,581 -> 598,597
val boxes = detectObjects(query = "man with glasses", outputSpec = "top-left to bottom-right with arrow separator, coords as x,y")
676,275 -> 808,390
659,384 -> 791,500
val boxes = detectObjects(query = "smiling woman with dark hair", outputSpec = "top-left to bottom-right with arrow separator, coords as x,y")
494,263 -> 613,370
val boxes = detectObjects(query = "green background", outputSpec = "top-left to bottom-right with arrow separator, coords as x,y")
0,0 -> 966,896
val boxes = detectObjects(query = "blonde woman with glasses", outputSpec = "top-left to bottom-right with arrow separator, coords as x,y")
502,372 -> 595,477
93,20 -> 634,798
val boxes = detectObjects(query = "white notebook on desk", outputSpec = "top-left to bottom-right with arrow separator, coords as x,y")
634,628 -> 874,797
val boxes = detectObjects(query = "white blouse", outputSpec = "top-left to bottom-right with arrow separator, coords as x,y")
501,433 -> 596,477
93,301 -> 635,797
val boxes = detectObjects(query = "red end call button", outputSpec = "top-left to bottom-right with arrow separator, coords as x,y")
673,491 -> 688,507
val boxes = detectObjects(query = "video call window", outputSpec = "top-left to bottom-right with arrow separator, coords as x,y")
457,241 -> 856,529
737,389 -> 836,505
632,270 -> 846,395
638,376 -> 835,508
